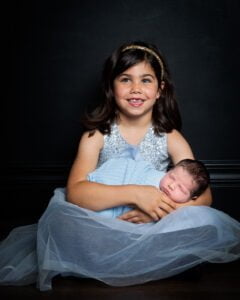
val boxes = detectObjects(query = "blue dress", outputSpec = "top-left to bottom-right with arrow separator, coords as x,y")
0,124 -> 240,291
88,146 -> 165,218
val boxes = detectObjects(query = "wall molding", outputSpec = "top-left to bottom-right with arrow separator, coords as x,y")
204,160 -> 240,187
1,160 -> 240,189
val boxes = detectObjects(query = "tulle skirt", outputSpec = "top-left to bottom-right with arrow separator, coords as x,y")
0,188 -> 240,291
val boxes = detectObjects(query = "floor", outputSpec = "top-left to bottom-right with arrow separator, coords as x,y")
0,260 -> 239,300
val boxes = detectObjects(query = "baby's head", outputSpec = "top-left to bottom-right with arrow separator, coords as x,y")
159,159 -> 210,203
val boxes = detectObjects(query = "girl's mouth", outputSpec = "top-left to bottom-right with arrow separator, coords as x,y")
127,99 -> 144,107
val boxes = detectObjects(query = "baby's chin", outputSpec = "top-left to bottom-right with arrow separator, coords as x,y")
173,198 -> 189,203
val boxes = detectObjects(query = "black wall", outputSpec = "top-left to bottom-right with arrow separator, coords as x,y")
2,0 -> 240,225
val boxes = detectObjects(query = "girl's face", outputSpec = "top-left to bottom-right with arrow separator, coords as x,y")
113,61 -> 163,120
159,166 -> 197,203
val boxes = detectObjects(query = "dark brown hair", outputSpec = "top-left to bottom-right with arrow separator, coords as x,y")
175,159 -> 210,198
82,41 -> 182,135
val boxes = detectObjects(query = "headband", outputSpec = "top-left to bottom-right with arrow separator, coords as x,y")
122,45 -> 164,80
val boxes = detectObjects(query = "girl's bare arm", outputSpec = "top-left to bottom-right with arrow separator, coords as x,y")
67,131 -> 134,209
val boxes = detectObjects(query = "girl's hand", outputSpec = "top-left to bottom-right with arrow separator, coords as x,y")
132,185 -> 176,221
118,208 -> 154,224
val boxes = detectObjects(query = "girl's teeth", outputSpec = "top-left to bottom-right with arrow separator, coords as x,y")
129,99 -> 143,103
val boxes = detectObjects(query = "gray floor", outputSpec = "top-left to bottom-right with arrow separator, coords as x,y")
0,260 -> 239,300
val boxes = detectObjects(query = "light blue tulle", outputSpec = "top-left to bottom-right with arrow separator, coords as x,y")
1,188 -> 240,291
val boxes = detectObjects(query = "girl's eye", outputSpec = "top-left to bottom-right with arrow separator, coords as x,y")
142,78 -> 152,83
120,77 -> 130,82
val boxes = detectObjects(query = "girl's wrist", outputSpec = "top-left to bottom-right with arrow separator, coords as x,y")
119,184 -> 139,207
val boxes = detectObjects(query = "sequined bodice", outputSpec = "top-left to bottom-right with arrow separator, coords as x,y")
97,123 -> 170,171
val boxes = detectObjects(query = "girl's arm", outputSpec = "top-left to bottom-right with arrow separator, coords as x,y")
66,131 -> 176,220
167,129 -> 212,206
67,130 -> 131,209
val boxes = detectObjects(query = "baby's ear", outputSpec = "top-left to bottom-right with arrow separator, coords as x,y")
191,196 -> 198,201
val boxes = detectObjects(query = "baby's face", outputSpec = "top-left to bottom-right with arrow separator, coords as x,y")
159,166 -> 197,203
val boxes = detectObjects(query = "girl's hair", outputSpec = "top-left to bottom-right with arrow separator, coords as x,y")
82,41 -> 182,135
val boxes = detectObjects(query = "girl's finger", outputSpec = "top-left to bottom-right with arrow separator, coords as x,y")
126,217 -> 140,223
118,210 -> 138,220
150,211 -> 160,222
159,201 -> 175,214
159,192 -> 176,209
155,207 -> 167,219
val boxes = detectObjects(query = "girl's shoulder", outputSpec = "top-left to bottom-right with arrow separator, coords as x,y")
166,129 -> 194,164
166,129 -> 181,140
166,129 -> 190,146
80,129 -> 104,150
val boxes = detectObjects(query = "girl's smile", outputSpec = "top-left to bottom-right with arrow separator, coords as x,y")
113,61 -> 163,119
127,98 -> 145,107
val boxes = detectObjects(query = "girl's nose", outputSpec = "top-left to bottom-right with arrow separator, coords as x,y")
168,183 -> 175,190
131,81 -> 141,93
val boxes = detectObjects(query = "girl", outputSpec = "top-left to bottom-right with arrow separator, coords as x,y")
66,41 -> 212,223
1,41 -> 239,291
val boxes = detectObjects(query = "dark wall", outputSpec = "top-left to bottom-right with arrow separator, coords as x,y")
2,0 -> 240,223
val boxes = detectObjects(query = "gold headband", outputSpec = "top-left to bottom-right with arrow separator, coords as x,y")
122,45 -> 164,80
